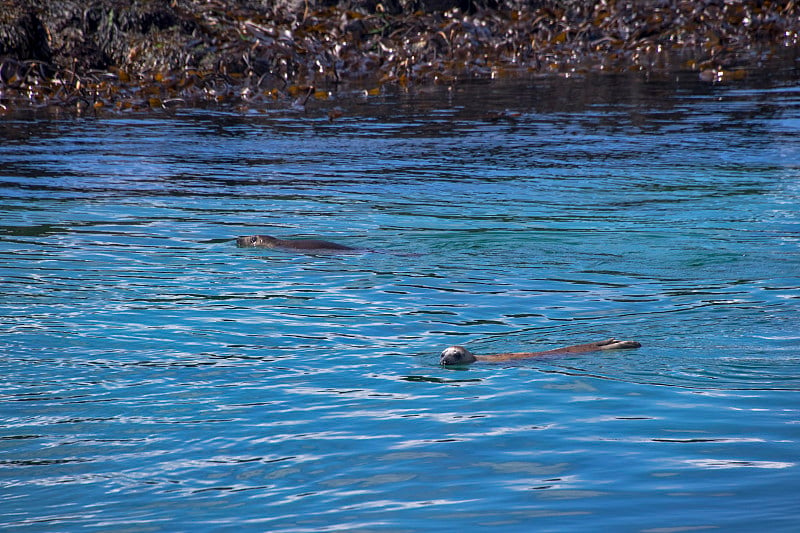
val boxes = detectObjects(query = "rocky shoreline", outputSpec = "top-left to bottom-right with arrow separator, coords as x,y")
1,0 -> 798,113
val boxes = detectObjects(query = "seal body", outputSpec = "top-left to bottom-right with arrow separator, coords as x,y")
236,235 -> 357,252
440,338 -> 641,366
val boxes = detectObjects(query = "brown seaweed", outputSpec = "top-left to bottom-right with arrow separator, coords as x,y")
1,0 -> 798,113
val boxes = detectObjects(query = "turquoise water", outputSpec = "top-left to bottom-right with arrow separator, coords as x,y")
1,72 -> 799,531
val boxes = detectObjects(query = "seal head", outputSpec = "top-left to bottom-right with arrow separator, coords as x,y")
440,346 -> 478,366
237,235 -> 280,248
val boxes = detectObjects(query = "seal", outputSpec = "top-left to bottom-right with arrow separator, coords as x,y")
236,234 -> 357,252
440,338 -> 641,366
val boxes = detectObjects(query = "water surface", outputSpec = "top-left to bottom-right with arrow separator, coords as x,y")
2,71 -> 799,531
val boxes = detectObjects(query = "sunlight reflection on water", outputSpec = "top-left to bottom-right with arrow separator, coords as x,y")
1,72 -> 800,531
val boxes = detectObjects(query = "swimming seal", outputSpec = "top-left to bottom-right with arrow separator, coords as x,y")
440,338 -> 641,366
236,234 -> 357,252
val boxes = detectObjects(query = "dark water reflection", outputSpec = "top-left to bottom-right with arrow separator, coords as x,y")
1,70 -> 800,531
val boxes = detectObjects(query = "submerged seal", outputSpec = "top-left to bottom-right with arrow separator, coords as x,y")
440,338 -> 641,366
236,234 -> 357,252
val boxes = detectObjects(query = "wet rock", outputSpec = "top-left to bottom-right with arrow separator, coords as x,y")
0,0 -> 798,112
0,2 -> 51,62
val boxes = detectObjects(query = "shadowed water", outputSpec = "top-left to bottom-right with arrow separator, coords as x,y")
1,71 -> 799,531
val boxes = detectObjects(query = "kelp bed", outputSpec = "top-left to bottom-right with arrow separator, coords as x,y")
1,0 -> 798,113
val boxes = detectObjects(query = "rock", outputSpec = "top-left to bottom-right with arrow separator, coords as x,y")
0,0 -> 798,112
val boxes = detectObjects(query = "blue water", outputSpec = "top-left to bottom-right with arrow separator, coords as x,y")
1,72 -> 799,531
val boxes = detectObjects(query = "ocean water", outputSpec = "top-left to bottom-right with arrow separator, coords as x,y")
1,71 -> 799,531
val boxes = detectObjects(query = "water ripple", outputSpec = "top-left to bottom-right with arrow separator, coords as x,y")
2,74 -> 800,531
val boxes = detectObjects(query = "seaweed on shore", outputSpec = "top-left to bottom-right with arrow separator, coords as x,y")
1,0 -> 798,113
